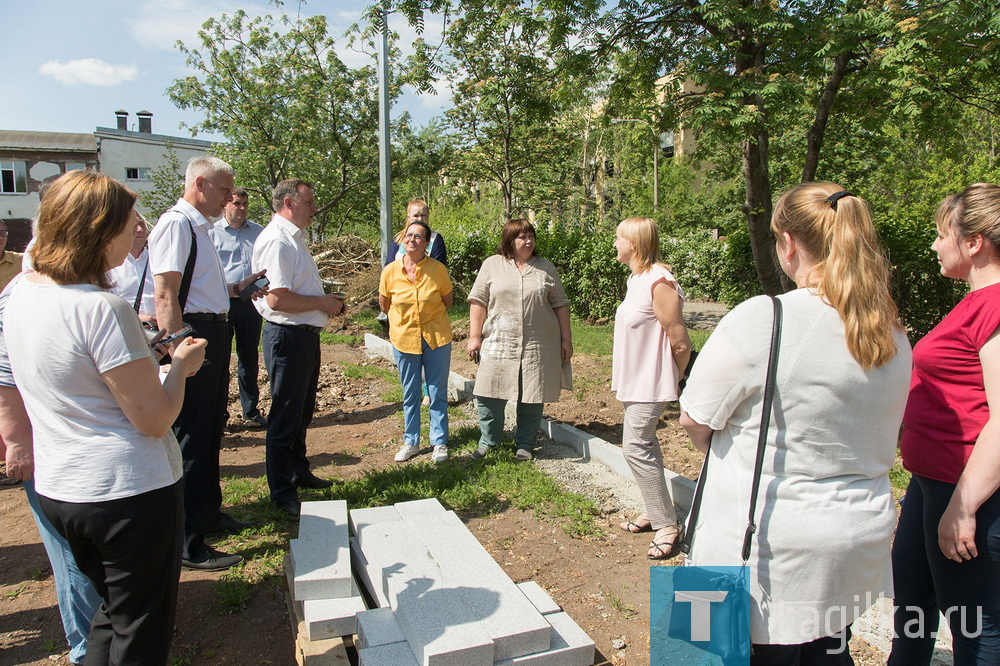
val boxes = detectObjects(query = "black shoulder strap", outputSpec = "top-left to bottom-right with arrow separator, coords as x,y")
680,295 -> 782,561
132,258 -> 148,314
176,215 -> 197,313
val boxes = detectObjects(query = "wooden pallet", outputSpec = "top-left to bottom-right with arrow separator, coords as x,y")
282,555 -> 356,666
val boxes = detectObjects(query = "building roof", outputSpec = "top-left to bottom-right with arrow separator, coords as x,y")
94,126 -> 214,149
0,130 -> 97,152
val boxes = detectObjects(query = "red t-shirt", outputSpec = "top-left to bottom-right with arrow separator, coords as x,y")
901,282 -> 1000,483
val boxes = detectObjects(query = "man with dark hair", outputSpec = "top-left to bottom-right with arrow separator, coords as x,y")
212,186 -> 266,427
148,157 -> 267,570
252,179 -> 344,517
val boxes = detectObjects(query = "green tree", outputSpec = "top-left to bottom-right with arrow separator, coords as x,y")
138,145 -> 184,219
442,0 -> 582,221
599,0 -> 1000,293
168,9 -> 416,237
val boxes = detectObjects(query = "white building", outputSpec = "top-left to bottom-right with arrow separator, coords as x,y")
0,111 -> 214,250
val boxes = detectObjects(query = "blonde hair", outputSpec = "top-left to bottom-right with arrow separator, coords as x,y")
616,217 -> 661,274
771,182 -> 899,369
33,171 -> 136,289
941,183 -> 1000,246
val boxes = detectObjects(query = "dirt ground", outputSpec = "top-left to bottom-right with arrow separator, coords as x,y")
0,301 -> 885,666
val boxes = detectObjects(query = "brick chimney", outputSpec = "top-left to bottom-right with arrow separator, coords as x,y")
136,110 -> 153,134
115,110 -> 128,131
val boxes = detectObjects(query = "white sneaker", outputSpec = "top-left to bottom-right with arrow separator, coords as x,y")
516,448 -> 533,461
394,444 -> 419,462
431,445 -> 449,463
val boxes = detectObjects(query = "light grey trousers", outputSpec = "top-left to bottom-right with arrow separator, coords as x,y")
622,401 -> 676,530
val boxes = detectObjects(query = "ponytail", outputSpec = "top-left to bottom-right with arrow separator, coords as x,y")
772,183 -> 900,369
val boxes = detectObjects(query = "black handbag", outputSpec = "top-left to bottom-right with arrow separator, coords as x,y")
666,295 -> 783,660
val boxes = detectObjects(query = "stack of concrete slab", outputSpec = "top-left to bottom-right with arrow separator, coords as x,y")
350,498 -> 595,666
287,500 -> 368,642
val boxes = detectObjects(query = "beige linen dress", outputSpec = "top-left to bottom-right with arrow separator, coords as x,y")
468,255 -> 572,403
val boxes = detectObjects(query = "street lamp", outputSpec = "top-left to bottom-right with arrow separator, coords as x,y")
610,117 -> 659,213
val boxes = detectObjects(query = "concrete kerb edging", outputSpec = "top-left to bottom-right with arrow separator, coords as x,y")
363,333 -> 696,515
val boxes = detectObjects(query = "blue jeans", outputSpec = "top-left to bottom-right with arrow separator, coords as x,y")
24,480 -> 100,664
890,474 -> 1000,665
393,340 -> 450,448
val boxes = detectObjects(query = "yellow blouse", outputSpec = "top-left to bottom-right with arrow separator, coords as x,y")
379,256 -> 453,354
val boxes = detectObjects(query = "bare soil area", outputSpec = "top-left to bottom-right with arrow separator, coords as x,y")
0,301 -> 884,666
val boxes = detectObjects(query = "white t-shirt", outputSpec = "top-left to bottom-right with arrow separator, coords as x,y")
252,213 -> 328,328
5,279 -> 182,502
679,289 -> 912,643
147,198 -> 230,314
107,249 -> 156,317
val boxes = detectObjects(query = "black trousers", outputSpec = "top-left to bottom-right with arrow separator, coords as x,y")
40,482 -> 183,666
227,297 -> 263,418
262,322 -> 320,504
890,475 -> 1000,665
177,317 -> 229,560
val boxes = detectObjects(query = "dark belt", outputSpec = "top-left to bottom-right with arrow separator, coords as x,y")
184,312 -> 228,323
277,322 -> 323,334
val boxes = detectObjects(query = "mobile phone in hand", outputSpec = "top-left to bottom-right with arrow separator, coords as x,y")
154,324 -> 194,348
239,276 -> 269,301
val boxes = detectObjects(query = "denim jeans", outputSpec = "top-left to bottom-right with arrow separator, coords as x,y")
890,474 -> 1000,665
24,480 -> 100,664
393,340 -> 451,448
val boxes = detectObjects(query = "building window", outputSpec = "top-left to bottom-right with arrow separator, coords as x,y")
125,167 -> 151,181
0,161 -> 27,194
65,163 -> 86,172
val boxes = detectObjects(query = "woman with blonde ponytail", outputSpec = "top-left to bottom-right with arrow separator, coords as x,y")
890,184 -> 1000,664
679,183 -> 912,662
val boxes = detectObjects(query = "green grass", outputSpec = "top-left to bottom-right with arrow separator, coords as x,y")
215,578 -> 253,613
570,317 -> 712,357
889,456 -> 911,497
689,329 -> 711,351
320,331 -> 363,345
340,361 -> 397,382
350,310 -> 383,336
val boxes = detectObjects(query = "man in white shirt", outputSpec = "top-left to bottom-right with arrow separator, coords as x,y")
211,187 -> 266,427
252,179 -> 343,517
147,156 -> 266,570
107,212 -> 156,323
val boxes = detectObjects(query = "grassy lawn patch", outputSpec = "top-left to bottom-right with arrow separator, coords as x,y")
340,361 -> 397,382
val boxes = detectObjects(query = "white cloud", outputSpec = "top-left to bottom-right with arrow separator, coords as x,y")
38,58 -> 139,86
125,0 -> 269,52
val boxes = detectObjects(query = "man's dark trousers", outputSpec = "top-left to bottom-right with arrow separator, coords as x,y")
263,322 -> 320,504
227,297 -> 264,418
177,317 -> 229,561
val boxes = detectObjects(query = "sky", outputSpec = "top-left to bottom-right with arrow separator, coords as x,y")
1,0 -> 450,142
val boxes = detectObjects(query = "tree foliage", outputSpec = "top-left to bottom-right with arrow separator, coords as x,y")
138,145 -> 184,220
168,9 -> 415,236
598,0 -> 1000,293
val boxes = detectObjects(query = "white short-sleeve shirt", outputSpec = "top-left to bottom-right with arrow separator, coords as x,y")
679,289 -> 912,644
107,249 -> 156,317
252,213 -> 328,328
5,279 -> 182,502
147,198 -> 229,314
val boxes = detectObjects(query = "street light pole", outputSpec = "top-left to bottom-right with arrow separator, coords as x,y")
377,9 -> 392,264
610,118 -> 659,213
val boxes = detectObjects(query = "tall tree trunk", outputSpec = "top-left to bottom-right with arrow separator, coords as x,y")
802,52 -> 852,182
742,133 -> 784,295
